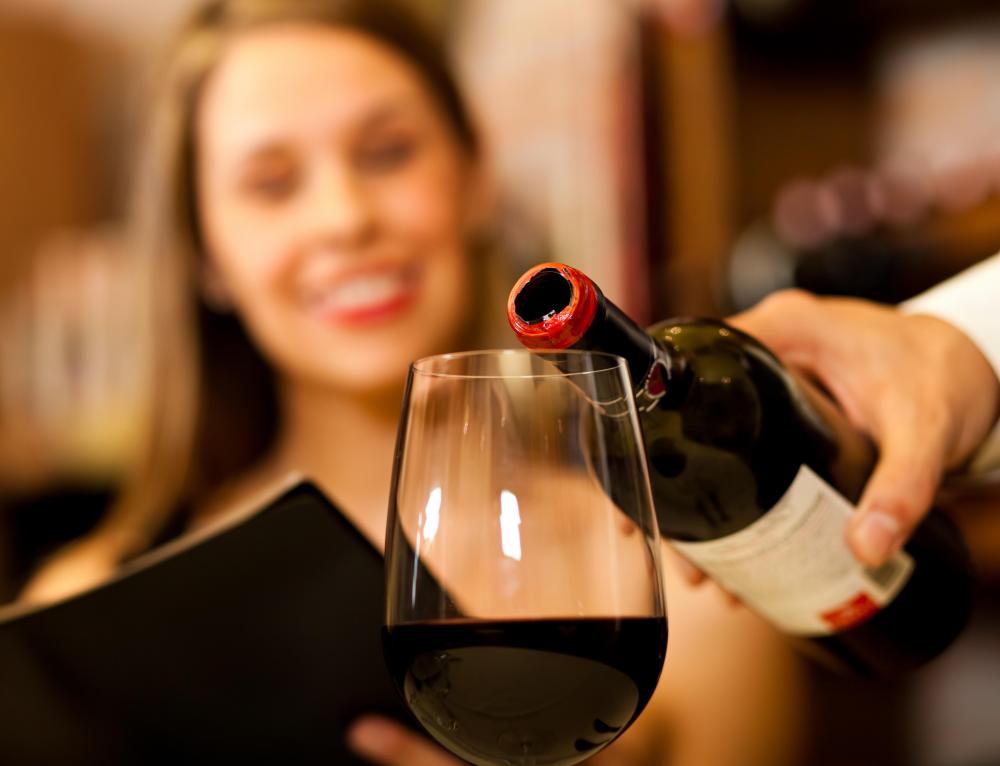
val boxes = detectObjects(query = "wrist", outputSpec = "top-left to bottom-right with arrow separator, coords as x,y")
907,313 -> 1000,472
900,255 -> 1000,474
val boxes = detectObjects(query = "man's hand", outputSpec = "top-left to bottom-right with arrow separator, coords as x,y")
730,289 -> 999,567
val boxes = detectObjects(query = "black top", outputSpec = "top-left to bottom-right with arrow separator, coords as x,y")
0,480 -> 422,765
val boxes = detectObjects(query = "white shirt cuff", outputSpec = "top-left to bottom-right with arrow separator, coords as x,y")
901,254 -> 1000,475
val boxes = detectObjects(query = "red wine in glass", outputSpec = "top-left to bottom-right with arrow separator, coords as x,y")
384,350 -> 668,766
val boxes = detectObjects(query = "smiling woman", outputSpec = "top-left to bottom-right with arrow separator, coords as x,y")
20,0 -> 501,606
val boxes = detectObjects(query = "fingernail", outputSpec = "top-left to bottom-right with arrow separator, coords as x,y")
852,510 -> 901,565
347,716 -> 395,759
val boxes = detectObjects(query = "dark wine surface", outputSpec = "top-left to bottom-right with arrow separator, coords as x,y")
383,617 -> 667,766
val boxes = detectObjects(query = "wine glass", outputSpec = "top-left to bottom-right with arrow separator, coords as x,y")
383,349 -> 667,766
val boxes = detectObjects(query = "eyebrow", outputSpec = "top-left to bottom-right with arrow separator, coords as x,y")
355,97 -> 427,134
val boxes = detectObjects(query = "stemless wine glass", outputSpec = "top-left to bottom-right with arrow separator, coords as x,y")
383,349 -> 667,766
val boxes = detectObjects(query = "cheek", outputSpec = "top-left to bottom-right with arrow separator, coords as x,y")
202,197 -> 295,306
386,162 -> 473,303
398,183 -> 471,309
381,148 -> 472,251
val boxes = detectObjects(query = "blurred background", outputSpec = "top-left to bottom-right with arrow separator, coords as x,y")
0,0 -> 998,764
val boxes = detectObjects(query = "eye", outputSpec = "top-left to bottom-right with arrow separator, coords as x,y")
356,135 -> 419,173
238,165 -> 300,204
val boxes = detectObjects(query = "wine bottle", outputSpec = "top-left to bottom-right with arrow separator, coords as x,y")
507,262 -> 975,676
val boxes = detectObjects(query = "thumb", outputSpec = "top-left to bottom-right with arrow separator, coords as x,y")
848,428 -> 944,567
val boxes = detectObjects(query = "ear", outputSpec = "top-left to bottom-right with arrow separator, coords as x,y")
198,258 -> 233,312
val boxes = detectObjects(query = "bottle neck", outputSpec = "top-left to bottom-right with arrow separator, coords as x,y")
578,293 -> 660,387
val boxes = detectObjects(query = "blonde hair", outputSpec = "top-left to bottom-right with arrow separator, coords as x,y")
92,0 -> 481,560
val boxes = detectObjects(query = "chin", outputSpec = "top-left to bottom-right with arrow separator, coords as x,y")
322,355 -> 415,397
291,318 -> 463,397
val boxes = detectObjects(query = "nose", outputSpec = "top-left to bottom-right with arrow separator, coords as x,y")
304,159 -> 376,251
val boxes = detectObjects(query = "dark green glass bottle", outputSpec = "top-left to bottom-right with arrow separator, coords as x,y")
508,262 -> 975,676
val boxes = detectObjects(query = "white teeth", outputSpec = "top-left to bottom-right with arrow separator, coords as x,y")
311,272 -> 407,313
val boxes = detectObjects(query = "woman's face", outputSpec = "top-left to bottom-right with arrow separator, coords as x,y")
196,24 -> 478,395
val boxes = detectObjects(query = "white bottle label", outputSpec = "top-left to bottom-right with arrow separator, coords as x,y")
671,464 -> 914,636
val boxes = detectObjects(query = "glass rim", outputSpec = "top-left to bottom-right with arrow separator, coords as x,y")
410,348 -> 627,380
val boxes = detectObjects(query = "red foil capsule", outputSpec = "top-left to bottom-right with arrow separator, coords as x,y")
507,263 -> 599,349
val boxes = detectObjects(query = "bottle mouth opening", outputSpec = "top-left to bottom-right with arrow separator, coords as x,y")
507,262 -> 598,349
512,268 -> 573,325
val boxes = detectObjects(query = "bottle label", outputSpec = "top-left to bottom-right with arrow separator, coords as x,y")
671,464 -> 914,636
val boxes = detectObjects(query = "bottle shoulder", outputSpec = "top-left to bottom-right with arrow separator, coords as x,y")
647,318 -> 785,377
640,317 -> 862,540
645,317 -> 797,422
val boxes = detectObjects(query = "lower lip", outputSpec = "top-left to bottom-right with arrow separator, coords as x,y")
311,286 -> 417,327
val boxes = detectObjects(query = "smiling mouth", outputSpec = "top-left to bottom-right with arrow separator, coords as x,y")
305,267 -> 419,325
